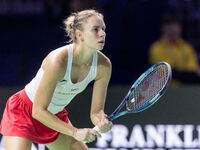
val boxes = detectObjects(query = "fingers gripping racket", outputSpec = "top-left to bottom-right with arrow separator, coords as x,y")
93,62 -> 172,132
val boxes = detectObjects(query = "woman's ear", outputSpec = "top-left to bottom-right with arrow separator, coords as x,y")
75,30 -> 84,42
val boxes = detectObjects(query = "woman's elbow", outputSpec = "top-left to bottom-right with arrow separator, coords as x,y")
32,106 -> 45,120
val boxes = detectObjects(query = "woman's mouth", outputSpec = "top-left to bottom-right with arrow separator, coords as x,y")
98,40 -> 105,44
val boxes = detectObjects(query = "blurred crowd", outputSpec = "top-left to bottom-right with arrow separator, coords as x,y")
1,0 -> 200,86
149,13 -> 200,85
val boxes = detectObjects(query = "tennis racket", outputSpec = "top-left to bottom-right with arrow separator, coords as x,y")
93,62 -> 172,132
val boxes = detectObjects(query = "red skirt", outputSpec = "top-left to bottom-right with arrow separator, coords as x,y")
0,89 -> 69,144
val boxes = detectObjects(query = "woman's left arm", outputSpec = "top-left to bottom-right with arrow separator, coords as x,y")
90,53 -> 112,133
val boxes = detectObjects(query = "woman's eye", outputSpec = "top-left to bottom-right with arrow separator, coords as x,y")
94,28 -> 98,32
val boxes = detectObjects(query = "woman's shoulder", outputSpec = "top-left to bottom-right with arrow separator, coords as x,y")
42,45 -> 70,70
94,51 -> 112,81
97,51 -> 111,67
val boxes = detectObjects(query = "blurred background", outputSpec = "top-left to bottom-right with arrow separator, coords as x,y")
1,0 -> 200,149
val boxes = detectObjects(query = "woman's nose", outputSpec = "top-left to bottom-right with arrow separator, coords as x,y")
99,30 -> 106,37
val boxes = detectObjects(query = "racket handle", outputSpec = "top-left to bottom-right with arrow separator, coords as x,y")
93,126 -> 101,133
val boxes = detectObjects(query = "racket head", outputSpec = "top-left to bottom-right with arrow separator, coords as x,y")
125,62 -> 172,113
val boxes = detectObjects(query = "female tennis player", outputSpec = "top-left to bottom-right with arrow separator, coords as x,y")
0,9 -> 112,150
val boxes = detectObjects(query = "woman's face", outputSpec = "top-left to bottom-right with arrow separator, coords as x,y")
80,15 -> 106,51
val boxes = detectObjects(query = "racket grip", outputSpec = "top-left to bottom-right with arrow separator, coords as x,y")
93,126 -> 101,133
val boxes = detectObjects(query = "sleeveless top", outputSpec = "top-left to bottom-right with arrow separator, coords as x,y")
25,44 -> 98,114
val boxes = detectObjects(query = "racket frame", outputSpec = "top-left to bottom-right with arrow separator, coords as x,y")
108,62 -> 172,121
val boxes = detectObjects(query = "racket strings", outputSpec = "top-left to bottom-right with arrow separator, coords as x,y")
127,65 -> 169,111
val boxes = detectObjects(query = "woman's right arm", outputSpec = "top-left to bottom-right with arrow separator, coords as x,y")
32,52 -> 77,136
32,51 -> 100,143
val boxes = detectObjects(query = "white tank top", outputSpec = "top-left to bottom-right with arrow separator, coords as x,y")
25,44 -> 98,114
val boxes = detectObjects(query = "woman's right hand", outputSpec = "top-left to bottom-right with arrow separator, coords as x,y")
73,128 -> 101,143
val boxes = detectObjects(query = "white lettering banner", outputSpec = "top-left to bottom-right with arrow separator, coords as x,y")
1,124 -> 200,150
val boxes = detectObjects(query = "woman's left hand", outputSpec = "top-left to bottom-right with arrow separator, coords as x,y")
96,114 -> 112,133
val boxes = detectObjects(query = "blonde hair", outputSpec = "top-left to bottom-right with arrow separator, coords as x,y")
64,9 -> 103,43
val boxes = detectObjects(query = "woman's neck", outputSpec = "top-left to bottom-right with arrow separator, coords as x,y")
73,43 -> 95,65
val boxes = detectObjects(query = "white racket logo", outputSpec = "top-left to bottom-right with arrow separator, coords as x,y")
131,98 -> 135,103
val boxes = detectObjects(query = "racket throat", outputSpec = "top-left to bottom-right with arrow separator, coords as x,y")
108,111 -> 128,121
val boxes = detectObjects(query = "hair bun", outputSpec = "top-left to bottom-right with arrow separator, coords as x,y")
65,15 -> 75,30
64,13 -> 76,40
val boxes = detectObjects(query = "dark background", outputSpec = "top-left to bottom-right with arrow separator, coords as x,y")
1,0 -> 200,85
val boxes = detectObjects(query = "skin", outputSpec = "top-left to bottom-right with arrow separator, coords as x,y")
4,15 -> 112,150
